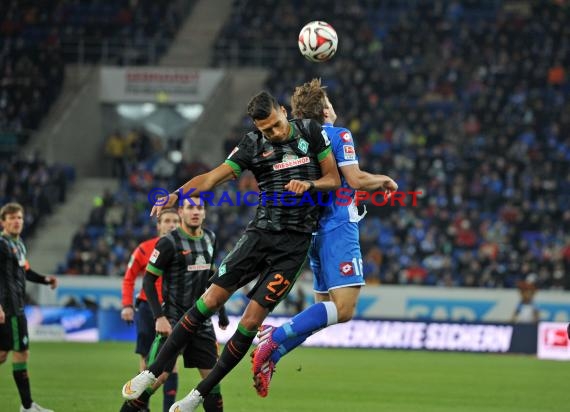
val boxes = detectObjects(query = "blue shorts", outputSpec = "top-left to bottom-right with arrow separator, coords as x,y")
134,300 -> 156,357
309,223 -> 365,293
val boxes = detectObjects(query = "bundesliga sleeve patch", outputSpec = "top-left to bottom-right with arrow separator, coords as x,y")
149,249 -> 160,263
343,145 -> 356,160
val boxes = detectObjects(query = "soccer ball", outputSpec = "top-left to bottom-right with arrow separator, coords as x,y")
298,21 -> 338,62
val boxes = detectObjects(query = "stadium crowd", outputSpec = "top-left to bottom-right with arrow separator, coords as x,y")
0,155 -> 74,238
59,0 -> 569,291
1,2 -> 64,139
1,0 -> 193,148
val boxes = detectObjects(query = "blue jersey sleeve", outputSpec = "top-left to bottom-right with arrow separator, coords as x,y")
333,128 -> 359,167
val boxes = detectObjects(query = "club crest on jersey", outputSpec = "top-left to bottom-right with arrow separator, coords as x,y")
150,249 -> 160,263
298,138 -> 309,154
340,131 -> 352,142
343,145 -> 356,160
273,154 -> 310,170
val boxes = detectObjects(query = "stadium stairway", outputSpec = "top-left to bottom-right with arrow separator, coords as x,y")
161,0 -> 233,68
159,0 -> 270,165
24,65 -> 103,178
26,177 -> 118,282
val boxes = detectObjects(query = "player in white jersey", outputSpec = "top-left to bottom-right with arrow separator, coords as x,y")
251,78 -> 397,396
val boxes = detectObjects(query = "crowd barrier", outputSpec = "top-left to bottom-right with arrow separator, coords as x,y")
24,307 -> 569,359
38,276 -> 570,322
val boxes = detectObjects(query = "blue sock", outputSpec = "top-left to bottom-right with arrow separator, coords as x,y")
270,332 -> 311,364
272,302 -> 338,345
163,371 -> 178,412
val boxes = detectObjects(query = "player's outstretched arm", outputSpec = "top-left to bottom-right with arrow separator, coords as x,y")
176,163 -> 236,198
151,163 -> 236,217
340,164 -> 398,193
25,268 -> 57,289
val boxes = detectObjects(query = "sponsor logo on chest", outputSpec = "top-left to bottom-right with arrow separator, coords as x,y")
187,254 -> 211,272
273,154 -> 310,170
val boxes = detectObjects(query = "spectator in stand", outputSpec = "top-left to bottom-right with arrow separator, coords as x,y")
105,131 -> 127,179
0,156 -> 72,238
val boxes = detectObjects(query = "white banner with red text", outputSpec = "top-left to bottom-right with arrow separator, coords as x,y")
99,66 -> 225,103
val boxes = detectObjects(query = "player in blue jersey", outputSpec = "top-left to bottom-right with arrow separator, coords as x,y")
251,78 -> 398,396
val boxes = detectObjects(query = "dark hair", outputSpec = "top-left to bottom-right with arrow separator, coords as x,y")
291,78 -> 327,124
179,196 -> 207,209
247,91 -> 280,121
0,202 -> 24,221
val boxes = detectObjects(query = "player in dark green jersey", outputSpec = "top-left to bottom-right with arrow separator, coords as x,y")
122,91 -> 340,411
121,199 -> 228,412
0,203 -> 57,412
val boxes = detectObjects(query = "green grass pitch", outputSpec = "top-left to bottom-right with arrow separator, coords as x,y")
0,342 -> 567,411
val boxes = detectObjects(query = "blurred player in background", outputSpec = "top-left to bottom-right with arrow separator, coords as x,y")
121,198 -> 229,412
511,280 -> 539,324
121,208 -> 180,411
121,90 -> 340,411
251,78 -> 398,396
0,202 -> 58,412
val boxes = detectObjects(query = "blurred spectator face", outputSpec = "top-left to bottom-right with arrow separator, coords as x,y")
179,198 -> 206,230
156,210 -> 180,236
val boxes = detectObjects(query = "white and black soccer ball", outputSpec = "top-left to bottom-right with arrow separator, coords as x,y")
298,21 -> 338,63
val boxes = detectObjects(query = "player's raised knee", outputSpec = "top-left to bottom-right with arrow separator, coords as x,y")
335,303 -> 356,323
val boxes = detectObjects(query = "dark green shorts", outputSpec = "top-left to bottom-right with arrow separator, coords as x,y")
0,314 -> 29,352
212,227 -> 311,311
